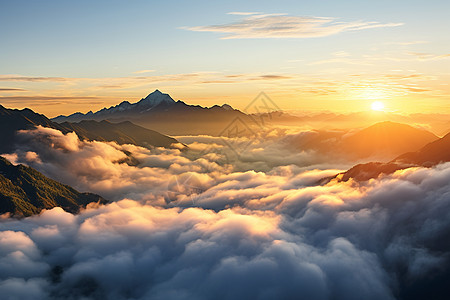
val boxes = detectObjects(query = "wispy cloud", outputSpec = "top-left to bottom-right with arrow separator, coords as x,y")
0,75 -> 68,82
227,12 -> 261,16
184,13 -> 403,39
0,96 -> 100,101
0,96 -> 102,107
407,52 -> 450,61
133,69 -> 156,74
387,40 -> 428,46
0,88 -> 26,92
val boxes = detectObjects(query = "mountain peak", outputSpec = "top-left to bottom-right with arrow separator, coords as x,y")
221,104 -> 233,111
138,90 -> 175,107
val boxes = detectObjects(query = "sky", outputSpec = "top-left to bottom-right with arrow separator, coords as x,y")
0,0 -> 449,117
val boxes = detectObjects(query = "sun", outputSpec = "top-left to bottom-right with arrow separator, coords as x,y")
371,101 -> 385,111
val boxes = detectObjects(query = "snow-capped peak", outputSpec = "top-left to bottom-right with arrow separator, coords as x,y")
137,90 -> 175,107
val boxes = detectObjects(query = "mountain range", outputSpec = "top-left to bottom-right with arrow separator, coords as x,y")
52,90 -> 450,138
52,90 -> 251,136
0,104 -> 181,153
0,156 -> 106,217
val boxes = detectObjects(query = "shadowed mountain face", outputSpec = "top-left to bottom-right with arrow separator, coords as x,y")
285,121 -> 438,162
59,120 -> 180,148
52,90 -> 250,136
0,104 -> 181,153
0,105 -> 71,153
0,156 -> 106,217
332,130 -> 450,182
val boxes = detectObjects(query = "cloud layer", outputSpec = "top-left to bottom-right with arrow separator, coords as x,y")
185,13 -> 403,39
1,127 -> 450,299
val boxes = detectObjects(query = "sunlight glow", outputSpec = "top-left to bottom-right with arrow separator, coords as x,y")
371,101 -> 385,111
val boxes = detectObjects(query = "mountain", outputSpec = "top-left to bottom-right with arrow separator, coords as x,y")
0,105 -> 71,153
0,156 -> 107,217
396,131 -> 450,166
59,120 -> 181,148
341,121 -> 438,159
285,121 -> 438,162
330,130 -> 450,182
52,90 -> 250,136
0,104 -> 181,153
87,89 -> 176,120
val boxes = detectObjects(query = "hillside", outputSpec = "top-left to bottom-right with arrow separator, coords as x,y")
0,105 -> 70,153
60,120 -> 180,148
0,156 -> 107,217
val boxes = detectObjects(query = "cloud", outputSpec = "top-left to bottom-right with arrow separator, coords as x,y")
387,40 -> 428,46
184,13 -> 403,39
0,88 -> 26,92
1,161 -> 450,298
227,12 -> 261,16
407,52 -> 450,61
5,126 -> 334,202
2,126 -> 450,299
0,96 -> 100,101
133,70 -> 156,74
0,75 -> 68,82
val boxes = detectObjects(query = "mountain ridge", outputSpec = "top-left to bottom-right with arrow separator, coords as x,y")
0,104 -> 181,153
52,89 -> 234,122
0,156 -> 107,217
51,90 -> 251,136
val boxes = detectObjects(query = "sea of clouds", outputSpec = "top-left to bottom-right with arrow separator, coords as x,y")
1,126 -> 449,299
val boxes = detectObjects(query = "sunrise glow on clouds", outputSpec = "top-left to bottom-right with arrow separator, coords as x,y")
2,125 -> 450,299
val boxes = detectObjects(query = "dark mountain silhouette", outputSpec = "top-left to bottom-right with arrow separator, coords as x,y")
0,104 -> 181,153
59,120 -> 181,148
329,130 -> 450,182
0,156 -> 106,217
0,105 -> 71,153
52,90 -> 251,136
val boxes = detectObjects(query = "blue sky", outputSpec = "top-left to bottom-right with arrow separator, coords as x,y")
1,0 -> 449,116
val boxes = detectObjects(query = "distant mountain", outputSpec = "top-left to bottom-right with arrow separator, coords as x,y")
59,120 -> 181,148
329,130 -> 450,182
0,156 -> 106,217
0,104 -> 181,153
341,121 -> 438,159
285,121 -> 438,161
52,90 -> 250,136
